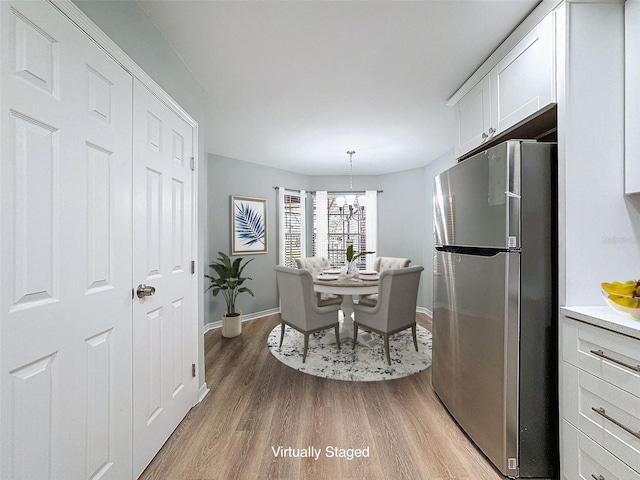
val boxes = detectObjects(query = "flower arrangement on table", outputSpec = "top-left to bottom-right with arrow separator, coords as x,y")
345,244 -> 374,277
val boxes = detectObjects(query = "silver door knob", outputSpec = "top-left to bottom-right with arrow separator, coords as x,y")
136,284 -> 156,298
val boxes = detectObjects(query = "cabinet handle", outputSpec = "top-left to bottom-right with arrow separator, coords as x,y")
481,132 -> 488,140
488,127 -> 496,136
591,475 -> 605,480
591,406 -> 640,440
589,349 -> 640,372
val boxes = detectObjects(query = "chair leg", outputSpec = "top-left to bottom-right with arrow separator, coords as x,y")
352,324 -> 358,349
334,324 -> 341,351
412,324 -> 418,352
384,334 -> 391,365
279,322 -> 286,347
303,333 -> 309,363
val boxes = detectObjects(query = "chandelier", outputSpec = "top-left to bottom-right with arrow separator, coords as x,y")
335,151 -> 366,220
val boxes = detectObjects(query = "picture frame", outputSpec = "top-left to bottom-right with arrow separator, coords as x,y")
231,196 -> 267,255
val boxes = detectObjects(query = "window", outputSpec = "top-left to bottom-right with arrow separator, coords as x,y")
277,188 -> 306,268
277,188 -> 377,270
313,191 -> 377,270
283,193 -> 302,268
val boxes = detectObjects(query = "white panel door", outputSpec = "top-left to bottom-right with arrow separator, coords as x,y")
0,2 -> 133,479
132,79 -> 197,478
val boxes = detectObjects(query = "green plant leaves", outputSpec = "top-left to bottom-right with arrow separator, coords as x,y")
206,251 -> 254,315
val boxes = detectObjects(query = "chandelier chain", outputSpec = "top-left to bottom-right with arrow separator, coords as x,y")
347,150 -> 355,191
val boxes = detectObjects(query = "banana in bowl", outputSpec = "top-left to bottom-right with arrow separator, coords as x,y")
601,280 -> 640,320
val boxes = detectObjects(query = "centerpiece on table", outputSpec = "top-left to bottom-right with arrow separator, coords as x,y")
345,243 -> 374,277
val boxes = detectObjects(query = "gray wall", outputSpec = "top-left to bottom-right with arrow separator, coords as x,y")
73,0 -> 210,385
207,154 -> 310,324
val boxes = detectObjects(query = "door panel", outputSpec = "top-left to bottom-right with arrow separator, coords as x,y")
432,250 -> 520,476
434,141 -> 520,249
132,80 -> 196,478
493,12 -> 555,132
1,2 -> 133,479
454,74 -> 492,157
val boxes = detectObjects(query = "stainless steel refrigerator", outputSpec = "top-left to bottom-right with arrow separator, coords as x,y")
432,140 -> 558,478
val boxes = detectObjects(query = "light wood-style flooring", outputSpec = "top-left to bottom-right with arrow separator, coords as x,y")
139,313 -> 505,479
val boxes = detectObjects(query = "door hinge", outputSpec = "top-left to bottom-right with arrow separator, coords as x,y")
190,157 -> 195,171
192,364 -> 196,377
191,260 -> 195,274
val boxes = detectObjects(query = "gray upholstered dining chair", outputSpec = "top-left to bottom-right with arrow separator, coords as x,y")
274,266 -> 342,363
352,265 -> 424,365
295,257 -> 331,273
373,256 -> 411,272
295,256 -> 341,306
359,257 -> 412,307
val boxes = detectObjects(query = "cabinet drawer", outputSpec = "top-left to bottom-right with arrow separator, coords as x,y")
563,363 -> 640,472
562,420 -> 640,480
562,317 -> 640,398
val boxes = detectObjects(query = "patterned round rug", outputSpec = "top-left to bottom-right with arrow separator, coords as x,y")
267,324 -> 432,381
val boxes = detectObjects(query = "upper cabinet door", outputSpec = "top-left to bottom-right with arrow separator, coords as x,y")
626,0 -> 640,194
454,74 -> 493,158
492,12 -> 556,133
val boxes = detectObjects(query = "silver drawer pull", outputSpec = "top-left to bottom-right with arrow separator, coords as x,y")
591,474 -> 605,480
589,349 -> 640,373
591,407 -> 640,440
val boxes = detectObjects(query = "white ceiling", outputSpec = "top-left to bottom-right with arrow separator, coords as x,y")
137,0 -> 540,175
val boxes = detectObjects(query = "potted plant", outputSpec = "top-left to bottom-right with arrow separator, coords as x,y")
345,244 -> 374,276
206,251 -> 254,338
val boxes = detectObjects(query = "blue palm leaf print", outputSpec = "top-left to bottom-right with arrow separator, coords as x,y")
235,202 -> 265,247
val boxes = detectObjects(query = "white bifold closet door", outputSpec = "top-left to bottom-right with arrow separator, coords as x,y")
0,1 -> 134,479
1,2 -> 198,479
132,79 -> 197,478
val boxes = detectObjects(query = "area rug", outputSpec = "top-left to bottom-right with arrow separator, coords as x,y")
267,324 -> 432,381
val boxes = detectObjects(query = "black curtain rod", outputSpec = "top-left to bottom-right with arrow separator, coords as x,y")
272,187 -> 383,194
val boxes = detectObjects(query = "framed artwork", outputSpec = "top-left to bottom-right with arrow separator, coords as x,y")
231,196 -> 267,254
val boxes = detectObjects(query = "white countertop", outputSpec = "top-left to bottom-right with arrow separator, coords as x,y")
561,306 -> 640,340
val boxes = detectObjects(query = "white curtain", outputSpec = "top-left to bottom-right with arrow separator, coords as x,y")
365,190 -> 378,271
276,188 -> 307,266
276,186 -> 286,265
315,190 -> 329,259
299,189 -> 307,258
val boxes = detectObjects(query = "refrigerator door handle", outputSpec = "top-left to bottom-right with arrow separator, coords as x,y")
505,191 -> 521,199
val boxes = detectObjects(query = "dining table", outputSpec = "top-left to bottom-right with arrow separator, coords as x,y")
312,271 -> 379,346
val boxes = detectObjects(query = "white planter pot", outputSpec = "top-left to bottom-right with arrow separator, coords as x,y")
222,311 -> 242,338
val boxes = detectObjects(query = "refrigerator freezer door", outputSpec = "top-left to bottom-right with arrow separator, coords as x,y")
432,249 -> 520,476
434,140 -> 521,249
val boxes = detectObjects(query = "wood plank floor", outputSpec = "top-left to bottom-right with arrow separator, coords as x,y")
139,313 -> 506,479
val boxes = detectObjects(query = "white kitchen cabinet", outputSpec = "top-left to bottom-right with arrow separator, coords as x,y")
625,0 -> 640,194
451,10 -> 556,159
453,74 -> 493,157
560,313 -> 640,479
562,421 -> 640,480
492,12 -> 555,134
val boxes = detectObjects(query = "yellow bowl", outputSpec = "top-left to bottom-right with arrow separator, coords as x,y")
601,290 -> 640,321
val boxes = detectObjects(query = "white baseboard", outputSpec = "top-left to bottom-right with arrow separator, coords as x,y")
204,307 -> 431,334
203,307 -> 281,334
198,382 -> 210,403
